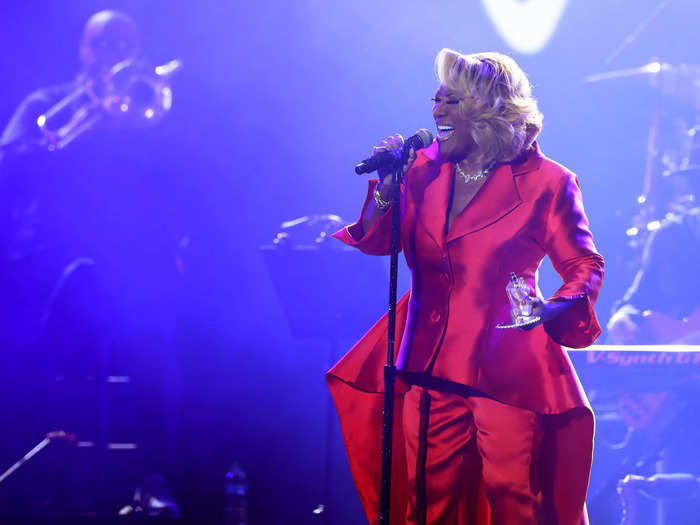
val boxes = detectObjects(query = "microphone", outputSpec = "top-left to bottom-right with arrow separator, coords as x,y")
355,129 -> 434,175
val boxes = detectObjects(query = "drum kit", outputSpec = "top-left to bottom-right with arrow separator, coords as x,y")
586,60 -> 700,256
583,18 -> 700,522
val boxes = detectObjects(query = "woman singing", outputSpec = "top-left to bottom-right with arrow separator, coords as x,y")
328,49 -> 604,524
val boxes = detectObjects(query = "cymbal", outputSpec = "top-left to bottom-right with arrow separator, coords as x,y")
586,61 -> 700,82
585,61 -> 670,83
585,61 -> 700,108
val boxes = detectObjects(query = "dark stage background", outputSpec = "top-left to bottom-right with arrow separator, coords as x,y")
0,1 -> 698,524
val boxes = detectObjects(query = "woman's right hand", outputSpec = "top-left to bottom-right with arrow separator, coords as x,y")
358,134 -> 417,235
374,134 -> 417,189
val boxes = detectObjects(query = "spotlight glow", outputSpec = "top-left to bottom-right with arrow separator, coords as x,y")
481,0 -> 569,54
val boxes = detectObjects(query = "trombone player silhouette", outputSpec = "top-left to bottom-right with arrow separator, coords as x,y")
1,10 -> 179,156
0,11 -> 183,513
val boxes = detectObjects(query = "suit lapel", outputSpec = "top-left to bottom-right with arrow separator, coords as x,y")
416,160 -> 452,250
445,163 -> 522,243
413,141 -> 542,246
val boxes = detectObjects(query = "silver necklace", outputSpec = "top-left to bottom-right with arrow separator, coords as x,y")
455,162 -> 491,183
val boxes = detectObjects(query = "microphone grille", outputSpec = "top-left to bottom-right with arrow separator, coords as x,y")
412,128 -> 434,149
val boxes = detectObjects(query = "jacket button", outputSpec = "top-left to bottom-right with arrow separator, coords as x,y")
429,309 -> 441,323
440,272 -> 449,283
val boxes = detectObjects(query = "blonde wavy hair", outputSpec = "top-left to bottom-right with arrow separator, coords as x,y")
434,49 -> 543,166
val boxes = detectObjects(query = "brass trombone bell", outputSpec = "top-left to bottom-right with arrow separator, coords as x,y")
37,58 -> 182,151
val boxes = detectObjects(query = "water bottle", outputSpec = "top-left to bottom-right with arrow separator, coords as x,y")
224,462 -> 248,525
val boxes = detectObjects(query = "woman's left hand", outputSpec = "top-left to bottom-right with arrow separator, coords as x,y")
519,298 -> 570,331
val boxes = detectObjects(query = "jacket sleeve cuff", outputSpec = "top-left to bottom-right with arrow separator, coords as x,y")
543,293 -> 601,348
332,180 -> 394,256
542,249 -> 604,348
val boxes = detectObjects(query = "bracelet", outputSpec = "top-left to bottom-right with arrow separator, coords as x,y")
374,188 -> 391,210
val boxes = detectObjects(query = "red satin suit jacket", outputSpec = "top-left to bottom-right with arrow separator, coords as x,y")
328,141 -> 604,525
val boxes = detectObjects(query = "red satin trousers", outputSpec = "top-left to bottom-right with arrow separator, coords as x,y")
403,386 -> 544,524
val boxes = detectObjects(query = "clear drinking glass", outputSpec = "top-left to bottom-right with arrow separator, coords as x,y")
497,272 -> 541,329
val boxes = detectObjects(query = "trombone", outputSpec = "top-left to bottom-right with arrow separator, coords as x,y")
37,58 -> 182,151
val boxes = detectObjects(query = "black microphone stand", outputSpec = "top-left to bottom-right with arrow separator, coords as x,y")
378,149 -> 408,525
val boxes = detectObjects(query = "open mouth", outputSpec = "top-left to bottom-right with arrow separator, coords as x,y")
437,125 -> 455,141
